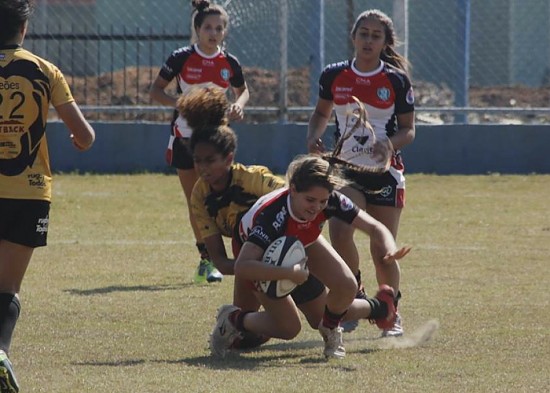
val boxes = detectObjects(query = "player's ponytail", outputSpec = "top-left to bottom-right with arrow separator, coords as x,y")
178,87 -> 228,131
178,87 -> 237,157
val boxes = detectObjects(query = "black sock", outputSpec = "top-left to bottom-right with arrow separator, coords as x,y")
366,297 -> 388,320
196,243 -> 209,260
395,290 -> 402,308
0,293 -> 21,354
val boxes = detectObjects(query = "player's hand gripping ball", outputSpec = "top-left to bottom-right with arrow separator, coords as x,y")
257,236 -> 307,298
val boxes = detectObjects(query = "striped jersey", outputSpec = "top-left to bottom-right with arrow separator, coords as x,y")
318,59 -> 414,169
158,44 -> 245,138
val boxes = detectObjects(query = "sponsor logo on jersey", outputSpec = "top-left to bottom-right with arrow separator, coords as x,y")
220,68 -> 230,81
353,135 -> 369,145
202,59 -> 215,67
335,87 -> 353,92
406,87 -> 415,105
187,67 -> 202,73
377,87 -> 390,101
356,77 -> 371,86
27,173 -> 46,188
339,194 -> 354,211
0,81 -> 20,90
251,226 -> 270,243
272,206 -> 287,230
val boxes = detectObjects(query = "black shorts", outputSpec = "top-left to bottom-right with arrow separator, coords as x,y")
343,167 -> 406,208
0,198 -> 50,247
166,136 -> 194,170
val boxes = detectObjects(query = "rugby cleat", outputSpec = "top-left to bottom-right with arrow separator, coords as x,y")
209,305 -> 242,358
318,322 -> 345,359
381,313 -> 404,337
0,350 -> 19,393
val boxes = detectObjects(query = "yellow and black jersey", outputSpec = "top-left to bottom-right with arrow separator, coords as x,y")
191,163 -> 285,239
0,45 -> 74,201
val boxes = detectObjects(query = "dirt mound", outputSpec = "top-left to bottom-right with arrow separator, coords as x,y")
64,66 -> 550,124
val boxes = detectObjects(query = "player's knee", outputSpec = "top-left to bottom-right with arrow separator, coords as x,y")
278,320 -> 301,340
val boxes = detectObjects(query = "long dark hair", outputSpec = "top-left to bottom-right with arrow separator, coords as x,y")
351,9 -> 410,73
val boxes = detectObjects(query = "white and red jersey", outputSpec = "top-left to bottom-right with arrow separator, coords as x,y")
238,187 -> 359,251
319,60 -> 414,170
159,44 -> 245,138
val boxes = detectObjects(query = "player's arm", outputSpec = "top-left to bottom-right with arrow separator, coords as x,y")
202,234 -> 236,275
234,241 -> 308,285
228,83 -> 249,121
351,210 -> 411,264
55,102 -> 95,151
307,98 -> 333,153
390,111 -> 415,151
149,75 -> 177,108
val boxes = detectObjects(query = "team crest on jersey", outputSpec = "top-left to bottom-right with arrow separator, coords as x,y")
339,194 -> 354,211
406,87 -> 415,105
377,87 -> 390,101
220,68 -> 230,80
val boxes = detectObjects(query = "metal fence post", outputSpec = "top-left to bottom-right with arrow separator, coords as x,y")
279,0 -> 289,123
309,0 -> 325,106
393,0 -> 408,60
456,0 -> 470,123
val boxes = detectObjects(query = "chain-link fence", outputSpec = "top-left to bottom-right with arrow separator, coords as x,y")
25,0 -> 550,124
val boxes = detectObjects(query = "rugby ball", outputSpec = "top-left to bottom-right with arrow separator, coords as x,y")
257,236 -> 306,298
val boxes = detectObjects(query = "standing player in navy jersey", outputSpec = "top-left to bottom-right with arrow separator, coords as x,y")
209,155 -> 411,359
150,0 -> 249,284
307,9 -> 415,336
0,1 -> 96,391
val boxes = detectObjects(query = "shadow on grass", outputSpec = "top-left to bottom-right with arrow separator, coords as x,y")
64,282 -> 192,296
72,338 -> 380,370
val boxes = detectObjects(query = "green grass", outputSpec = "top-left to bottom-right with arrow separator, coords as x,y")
12,174 -> 550,392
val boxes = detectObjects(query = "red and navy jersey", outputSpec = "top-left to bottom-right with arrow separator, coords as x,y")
238,187 -> 359,250
158,44 -> 245,138
319,59 -> 414,169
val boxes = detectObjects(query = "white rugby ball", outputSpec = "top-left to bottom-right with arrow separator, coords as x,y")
257,236 -> 306,298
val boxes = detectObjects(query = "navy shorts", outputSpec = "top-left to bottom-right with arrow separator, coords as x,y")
343,167 -> 406,208
0,198 -> 50,247
166,136 -> 194,170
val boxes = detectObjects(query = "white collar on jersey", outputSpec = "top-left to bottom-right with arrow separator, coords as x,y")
193,43 -> 222,59
351,59 -> 384,77
286,195 -> 310,223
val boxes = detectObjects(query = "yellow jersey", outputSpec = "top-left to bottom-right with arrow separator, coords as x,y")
0,45 -> 74,201
191,163 -> 285,239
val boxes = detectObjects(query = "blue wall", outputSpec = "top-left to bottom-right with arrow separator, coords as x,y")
47,122 -> 550,175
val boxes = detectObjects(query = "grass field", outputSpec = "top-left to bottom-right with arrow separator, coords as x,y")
11,174 -> 550,392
